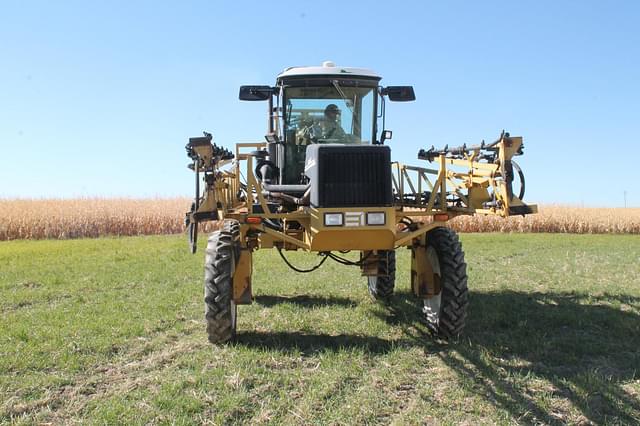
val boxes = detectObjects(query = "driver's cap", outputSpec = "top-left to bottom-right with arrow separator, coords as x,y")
324,104 -> 340,114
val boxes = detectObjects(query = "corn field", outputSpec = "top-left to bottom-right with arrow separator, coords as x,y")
0,198 -> 202,241
0,198 -> 639,241
450,205 -> 640,234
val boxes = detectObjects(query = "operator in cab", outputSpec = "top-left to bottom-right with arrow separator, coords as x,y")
319,104 -> 346,141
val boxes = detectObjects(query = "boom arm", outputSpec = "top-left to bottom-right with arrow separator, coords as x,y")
184,132 -> 236,252
398,131 -> 537,217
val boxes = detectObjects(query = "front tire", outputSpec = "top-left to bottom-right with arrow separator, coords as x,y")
368,250 -> 396,302
204,220 -> 240,344
422,228 -> 468,338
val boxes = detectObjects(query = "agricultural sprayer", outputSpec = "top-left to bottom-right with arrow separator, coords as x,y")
184,62 -> 537,343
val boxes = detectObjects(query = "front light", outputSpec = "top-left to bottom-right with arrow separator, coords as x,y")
324,213 -> 344,226
366,212 -> 385,226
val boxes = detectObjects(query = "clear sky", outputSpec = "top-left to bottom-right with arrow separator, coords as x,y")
1,1 -> 639,206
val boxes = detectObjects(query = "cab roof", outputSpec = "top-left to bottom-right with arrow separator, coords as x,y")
277,61 -> 381,81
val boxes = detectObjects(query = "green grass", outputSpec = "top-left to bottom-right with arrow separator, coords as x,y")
1,233 -> 639,424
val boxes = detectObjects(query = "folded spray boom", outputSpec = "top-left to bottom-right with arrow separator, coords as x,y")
418,131 -> 523,162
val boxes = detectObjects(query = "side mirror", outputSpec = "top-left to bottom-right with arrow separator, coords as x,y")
264,133 -> 281,144
381,130 -> 393,144
239,85 -> 274,101
383,86 -> 416,102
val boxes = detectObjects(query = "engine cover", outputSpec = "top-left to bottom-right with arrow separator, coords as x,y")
304,144 -> 392,208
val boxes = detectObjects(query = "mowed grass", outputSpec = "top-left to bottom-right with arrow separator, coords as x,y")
1,234 -> 639,424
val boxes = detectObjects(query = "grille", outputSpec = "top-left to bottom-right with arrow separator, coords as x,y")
315,146 -> 392,207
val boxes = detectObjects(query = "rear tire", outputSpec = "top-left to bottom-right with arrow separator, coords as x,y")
368,250 -> 396,302
204,220 -> 240,344
422,228 -> 468,338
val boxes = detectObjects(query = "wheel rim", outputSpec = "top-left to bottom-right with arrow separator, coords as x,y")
231,301 -> 237,336
368,276 -> 376,288
422,246 -> 442,324
188,222 -> 198,254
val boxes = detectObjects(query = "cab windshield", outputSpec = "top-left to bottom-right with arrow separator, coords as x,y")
284,86 -> 376,145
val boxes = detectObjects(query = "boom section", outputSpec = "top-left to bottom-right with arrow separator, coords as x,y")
185,131 -> 536,253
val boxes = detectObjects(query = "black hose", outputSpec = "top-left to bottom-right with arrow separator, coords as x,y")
277,247 -> 328,273
277,248 -> 372,271
326,251 -> 372,266
262,218 -> 283,231
400,217 -> 413,226
512,160 -> 526,200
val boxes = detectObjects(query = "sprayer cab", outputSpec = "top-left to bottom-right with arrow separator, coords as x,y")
240,61 -> 415,185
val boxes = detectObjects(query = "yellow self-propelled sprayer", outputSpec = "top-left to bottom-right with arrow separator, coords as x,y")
184,62 -> 537,343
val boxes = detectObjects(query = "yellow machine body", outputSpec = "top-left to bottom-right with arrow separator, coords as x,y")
186,133 -> 537,305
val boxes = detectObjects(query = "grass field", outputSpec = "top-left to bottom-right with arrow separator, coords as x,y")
1,234 -> 639,424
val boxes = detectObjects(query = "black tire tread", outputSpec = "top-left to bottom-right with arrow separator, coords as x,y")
204,220 -> 240,344
425,227 -> 468,338
368,250 -> 396,302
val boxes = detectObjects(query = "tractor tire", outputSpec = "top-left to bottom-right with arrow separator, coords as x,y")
204,220 -> 240,344
422,227 -> 468,338
227,220 -> 241,260
368,250 -> 396,302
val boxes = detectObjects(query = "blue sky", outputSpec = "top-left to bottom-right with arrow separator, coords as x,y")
1,1 -> 638,206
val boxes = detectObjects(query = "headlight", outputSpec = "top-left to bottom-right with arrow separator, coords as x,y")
324,213 -> 344,226
366,212 -> 385,226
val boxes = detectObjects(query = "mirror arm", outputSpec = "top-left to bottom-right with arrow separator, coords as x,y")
381,94 -> 386,143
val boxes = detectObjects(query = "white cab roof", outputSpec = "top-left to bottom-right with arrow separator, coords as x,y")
277,61 -> 381,80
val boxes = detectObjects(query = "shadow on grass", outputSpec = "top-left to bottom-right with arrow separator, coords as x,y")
237,330 -> 410,355
241,291 -> 640,423
254,295 -> 358,309
386,290 -> 640,424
